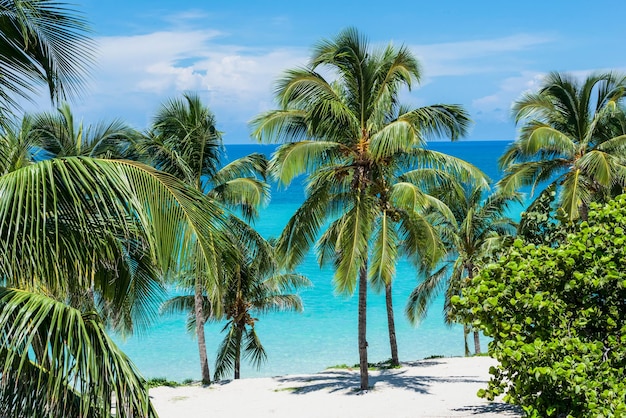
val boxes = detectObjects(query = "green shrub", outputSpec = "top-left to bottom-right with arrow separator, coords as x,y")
145,378 -> 180,388
454,195 -> 626,417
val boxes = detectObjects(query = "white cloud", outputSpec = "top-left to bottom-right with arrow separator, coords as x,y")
470,67 -> 626,125
63,31 -> 561,141
77,29 -> 309,135
471,72 -> 545,121
411,34 -> 553,78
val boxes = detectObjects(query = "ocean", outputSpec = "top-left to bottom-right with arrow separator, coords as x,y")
115,140 -> 519,381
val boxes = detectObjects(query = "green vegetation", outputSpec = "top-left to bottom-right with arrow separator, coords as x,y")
3,1 -> 626,415
455,196 -> 626,417
328,359 -> 402,371
0,0 -> 94,114
252,26 -> 482,390
406,181 -> 520,355
145,378 -> 183,389
499,72 -> 626,221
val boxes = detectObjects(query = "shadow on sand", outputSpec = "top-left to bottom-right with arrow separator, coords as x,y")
272,360 -> 521,416
275,360 -> 478,395
454,403 -> 522,416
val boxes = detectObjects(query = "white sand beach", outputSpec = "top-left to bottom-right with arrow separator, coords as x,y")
150,356 -> 522,418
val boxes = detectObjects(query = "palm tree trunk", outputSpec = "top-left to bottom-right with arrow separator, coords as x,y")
473,330 -> 481,355
466,266 -> 480,355
463,324 -> 470,357
194,279 -> 211,384
234,329 -> 241,380
385,282 -> 399,366
358,261 -> 369,391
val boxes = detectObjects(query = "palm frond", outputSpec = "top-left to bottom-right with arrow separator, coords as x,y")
369,212 -> 398,291
0,0 -> 95,109
0,288 -> 156,417
214,322 -> 238,381
242,327 -> 267,369
270,141 -> 348,185
0,157 -> 230,299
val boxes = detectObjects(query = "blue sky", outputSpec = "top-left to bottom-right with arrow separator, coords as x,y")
38,0 -> 626,143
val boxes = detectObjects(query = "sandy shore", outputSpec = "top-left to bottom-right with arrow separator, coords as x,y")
150,356 -> 522,417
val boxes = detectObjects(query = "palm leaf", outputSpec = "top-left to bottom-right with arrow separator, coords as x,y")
270,140 -> 347,185
0,157 -> 230,297
369,212 -> 399,291
214,322 -> 238,381
0,288 -> 157,417
0,0 -> 94,109
242,327 -> 267,369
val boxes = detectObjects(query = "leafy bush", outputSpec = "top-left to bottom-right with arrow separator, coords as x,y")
454,196 -> 626,417
145,378 -> 180,388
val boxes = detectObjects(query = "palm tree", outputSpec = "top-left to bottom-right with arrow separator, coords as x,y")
406,182 -> 520,355
0,2 -> 213,414
252,28 -> 482,389
0,115 -> 42,173
0,0 -> 93,114
163,238 -> 310,381
0,155 -> 233,416
360,136 -> 481,367
136,92 -> 269,384
29,102 -> 140,158
499,72 -> 626,221
214,238 -> 310,381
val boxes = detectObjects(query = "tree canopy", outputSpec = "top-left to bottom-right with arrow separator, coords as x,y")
455,195 -> 626,417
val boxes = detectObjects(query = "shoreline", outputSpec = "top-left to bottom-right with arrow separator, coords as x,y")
150,356 -> 522,417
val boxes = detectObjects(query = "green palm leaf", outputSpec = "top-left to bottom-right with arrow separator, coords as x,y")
503,71 -> 626,220
369,212 -> 399,291
0,0 -> 94,110
270,141 -> 347,185
0,288 -> 157,417
0,157 -> 229,295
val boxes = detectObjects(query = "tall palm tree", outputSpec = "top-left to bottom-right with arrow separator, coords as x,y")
136,92 -> 269,384
252,28 -> 482,389
499,72 -> 626,221
0,155 -> 233,416
406,182 -> 520,355
357,137 -> 480,367
0,0 -> 93,113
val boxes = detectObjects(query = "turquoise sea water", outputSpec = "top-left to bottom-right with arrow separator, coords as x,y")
115,140 -> 520,381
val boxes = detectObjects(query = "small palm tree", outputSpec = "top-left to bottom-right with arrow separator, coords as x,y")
163,239 -> 310,381
406,182 -> 520,355
252,28 -> 482,389
0,115 -> 42,174
499,71 -> 626,221
136,92 -> 269,384
29,103 -> 140,158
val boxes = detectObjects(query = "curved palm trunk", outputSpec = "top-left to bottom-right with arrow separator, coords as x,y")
385,282 -> 399,366
194,279 -> 211,384
358,262 -> 369,390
